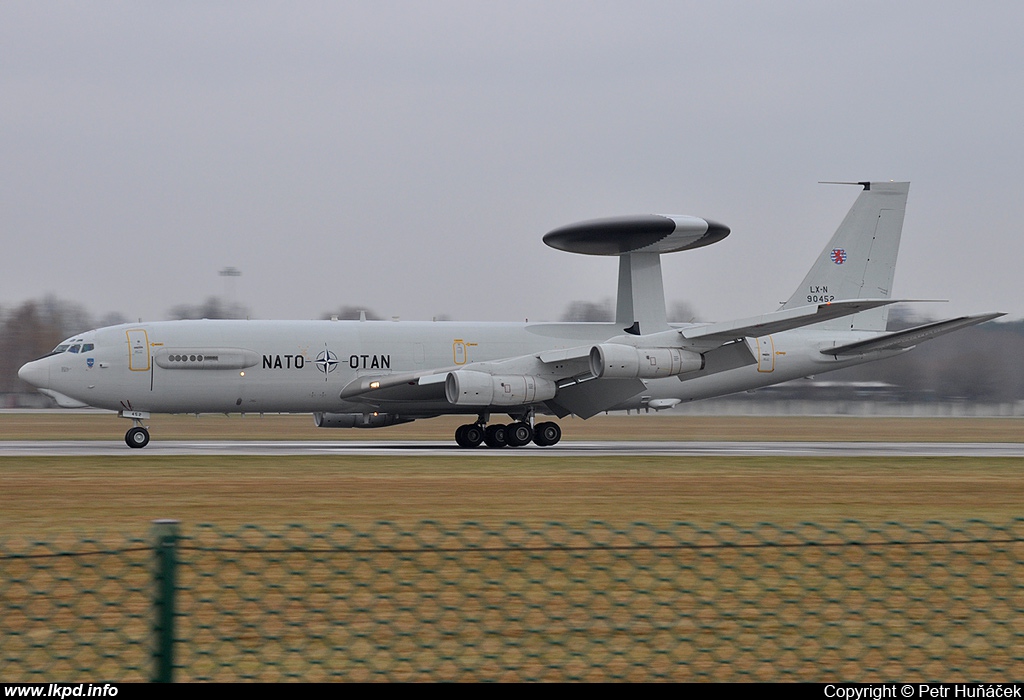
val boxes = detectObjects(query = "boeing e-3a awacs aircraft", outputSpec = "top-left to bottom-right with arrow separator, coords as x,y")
18,181 -> 1003,449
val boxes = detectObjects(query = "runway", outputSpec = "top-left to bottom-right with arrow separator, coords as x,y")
2,440 -> 1023,457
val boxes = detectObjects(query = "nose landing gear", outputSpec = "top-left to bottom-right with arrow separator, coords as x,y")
120,410 -> 152,449
125,425 -> 150,449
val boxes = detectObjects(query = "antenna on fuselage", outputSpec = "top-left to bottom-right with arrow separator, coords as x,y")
542,215 -> 730,335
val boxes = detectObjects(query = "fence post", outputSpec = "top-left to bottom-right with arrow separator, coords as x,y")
151,519 -> 180,683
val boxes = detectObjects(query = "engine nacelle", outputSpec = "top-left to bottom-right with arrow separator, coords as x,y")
445,370 -> 558,406
313,412 -> 412,429
589,343 -> 704,379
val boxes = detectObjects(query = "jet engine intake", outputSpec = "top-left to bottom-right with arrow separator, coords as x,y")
589,343 -> 704,379
313,412 -> 412,429
445,370 -> 557,406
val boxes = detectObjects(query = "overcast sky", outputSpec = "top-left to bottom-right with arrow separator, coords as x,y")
3,2 -> 1022,326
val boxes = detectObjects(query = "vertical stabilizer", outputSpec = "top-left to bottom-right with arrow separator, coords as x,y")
782,181 -> 909,331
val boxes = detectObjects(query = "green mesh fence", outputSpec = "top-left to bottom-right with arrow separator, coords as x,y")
0,534 -> 152,681
2,520 -> 1023,682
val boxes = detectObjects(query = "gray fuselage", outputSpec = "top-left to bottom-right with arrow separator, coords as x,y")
21,318 -> 897,418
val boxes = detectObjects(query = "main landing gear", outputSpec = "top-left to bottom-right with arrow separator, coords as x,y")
454,413 -> 562,449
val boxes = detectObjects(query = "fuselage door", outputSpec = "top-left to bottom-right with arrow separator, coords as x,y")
756,335 -> 775,373
127,329 -> 150,371
453,339 -> 467,365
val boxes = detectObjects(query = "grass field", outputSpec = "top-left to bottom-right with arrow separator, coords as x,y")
3,413 -> 1023,681
3,455 -> 1024,537
2,413 -> 1024,532
2,413 -> 1023,535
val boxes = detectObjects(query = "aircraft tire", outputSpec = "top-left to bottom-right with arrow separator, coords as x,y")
533,421 -> 561,447
125,427 -> 150,449
456,424 -> 484,448
506,422 -> 533,447
483,424 -> 507,448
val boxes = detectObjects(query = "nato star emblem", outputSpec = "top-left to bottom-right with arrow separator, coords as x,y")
315,349 -> 338,374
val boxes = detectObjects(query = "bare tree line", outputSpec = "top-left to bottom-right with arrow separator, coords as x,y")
0,297 -> 118,397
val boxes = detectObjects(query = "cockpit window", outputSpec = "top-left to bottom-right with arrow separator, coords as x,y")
41,341 -> 93,360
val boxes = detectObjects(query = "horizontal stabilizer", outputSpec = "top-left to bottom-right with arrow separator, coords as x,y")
823,313 -> 1006,356
682,299 -> 899,344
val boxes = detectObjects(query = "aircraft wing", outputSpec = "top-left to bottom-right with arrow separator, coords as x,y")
681,299 -> 899,345
823,312 -> 1006,356
338,346 -> 596,405
339,341 -> 612,412
543,377 -> 646,419
339,298 -> 953,415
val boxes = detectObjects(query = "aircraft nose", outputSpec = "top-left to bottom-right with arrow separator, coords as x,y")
18,359 -> 48,389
